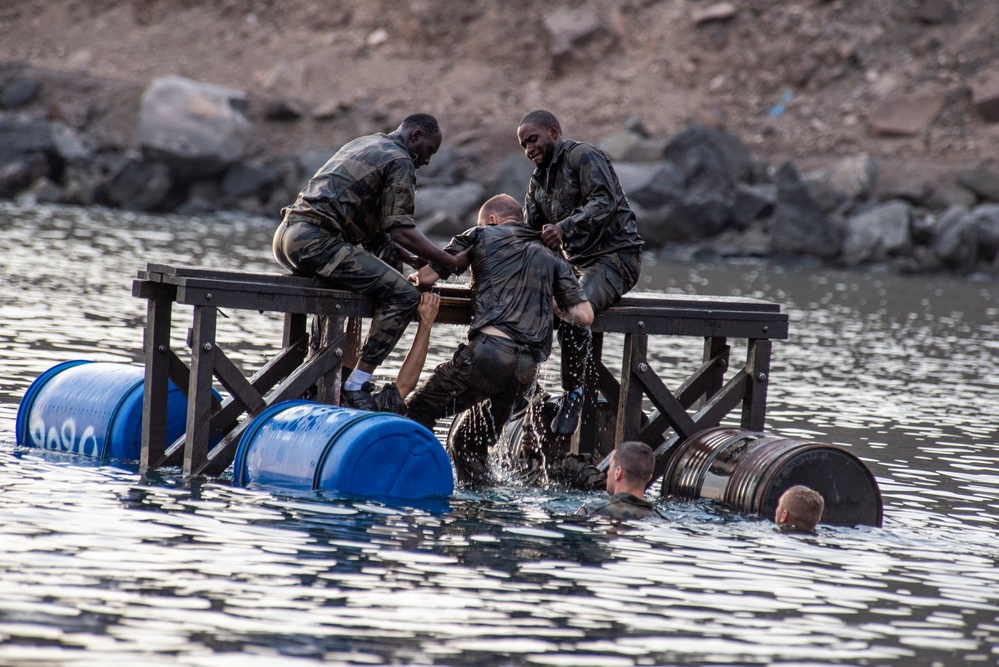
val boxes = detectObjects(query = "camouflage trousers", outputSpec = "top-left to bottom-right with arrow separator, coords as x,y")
559,249 -> 642,390
272,220 -> 420,366
406,332 -> 543,485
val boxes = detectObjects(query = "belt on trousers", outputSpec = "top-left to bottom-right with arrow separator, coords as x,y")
475,331 -> 545,362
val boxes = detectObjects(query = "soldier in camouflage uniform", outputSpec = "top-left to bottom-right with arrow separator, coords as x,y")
272,114 -> 468,411
575,440 -> 659,520
406,194 -> 594,485
517,110 -> 645,436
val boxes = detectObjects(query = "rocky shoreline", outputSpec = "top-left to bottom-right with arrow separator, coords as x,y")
3,67 -> 999,277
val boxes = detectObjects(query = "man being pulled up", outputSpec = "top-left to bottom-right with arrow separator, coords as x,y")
406,194 -> 593,485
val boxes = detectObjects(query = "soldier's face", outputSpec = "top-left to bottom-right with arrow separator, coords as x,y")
518,122 -> 557,166
409,131 -> 442,169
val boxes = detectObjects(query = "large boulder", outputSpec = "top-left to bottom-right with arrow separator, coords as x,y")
139,76 -> 252,178
770,162 -> 839,258
614,161 -> 685,209
930,205 -> 978,271
661,123 -> 753,196
972,204 -> 999,263
841,200 -> 912,266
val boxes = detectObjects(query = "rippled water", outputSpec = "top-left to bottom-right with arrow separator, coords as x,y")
2,200 -> 999,666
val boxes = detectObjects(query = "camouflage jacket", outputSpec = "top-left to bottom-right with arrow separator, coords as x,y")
281,133 -> 417,243
432,223 -> 586,357
524,139 -> 644,267
575,492 -> 659,520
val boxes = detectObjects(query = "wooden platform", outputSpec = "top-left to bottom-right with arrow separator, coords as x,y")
132,263 -> 789,479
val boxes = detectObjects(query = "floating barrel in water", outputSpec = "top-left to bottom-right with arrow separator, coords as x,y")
661,427 -> 883,527
232,400 -> 454,499
16,360 -> 189,461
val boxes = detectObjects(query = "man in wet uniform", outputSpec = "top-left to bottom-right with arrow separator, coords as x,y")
517,110 -> 645,436
272,113 -> 468,412
774,485 -> 825,532
575,440 -> 658,520
406,194 -> 594,485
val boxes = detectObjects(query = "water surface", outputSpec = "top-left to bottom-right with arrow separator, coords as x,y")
2,201 -> 998,666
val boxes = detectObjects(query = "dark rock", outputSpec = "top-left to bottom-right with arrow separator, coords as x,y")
614,161 -> 685,210
19,176 -> 63,204
770,161 -> 839,258
915,0 -> 955,24
0,153 -> 49,198
416,147 -> 465,187
635,194 -> 731,246
925,180 -> 978,211
732,183 -> 776,230
415,181 -> 486,235
1,79 -> 40,109
673,194 -> 732,239
879,179 -> 931,207
957,164 -> 999,202
972,204 -> 999,262
662,123 -> 753,196
263,98 -> 305,121
841,200 -> 912,266
0,115 -> 54,164
910,211 -> 937,245
485,153 -> 534,200
222,163 -> 280,200
930,205 -> 978,271
105,155 -> 174,211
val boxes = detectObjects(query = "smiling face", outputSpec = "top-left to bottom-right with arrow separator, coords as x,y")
407,129 -> 442,169
517,121 -> 559,167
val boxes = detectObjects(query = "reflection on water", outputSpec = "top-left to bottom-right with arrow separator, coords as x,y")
2,201 -> 999,665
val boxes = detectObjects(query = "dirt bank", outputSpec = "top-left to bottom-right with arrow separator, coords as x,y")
2,0 -> 998,174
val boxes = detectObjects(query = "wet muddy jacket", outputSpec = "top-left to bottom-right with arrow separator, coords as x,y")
575,492 -> 658,520
524,139 -> 644,267
281,133 -> 417,243
432,223 -> 586,357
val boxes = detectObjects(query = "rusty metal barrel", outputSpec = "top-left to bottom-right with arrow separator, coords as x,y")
661,427 -> 883,527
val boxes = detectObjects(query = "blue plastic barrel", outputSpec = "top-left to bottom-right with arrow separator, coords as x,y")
233,400 -> 454,499
15,360 -> 189,461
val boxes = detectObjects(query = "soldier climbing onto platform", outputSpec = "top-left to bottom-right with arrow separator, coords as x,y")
405,194 -> 594,485
272,113 -> 469,412
517,110 -> 645,436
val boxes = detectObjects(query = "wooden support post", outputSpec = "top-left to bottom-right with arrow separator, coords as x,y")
702,336 -> 728,404
184,305 -> 217,475
284,312 -> 306,348
616,332 -> 648,445
741,338 -> 772,430
315,315 -> 347,405
140,282 -> 174,468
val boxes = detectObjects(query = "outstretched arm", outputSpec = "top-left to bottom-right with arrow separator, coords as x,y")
390,226 -> 470,274
396,292 -> 440,398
